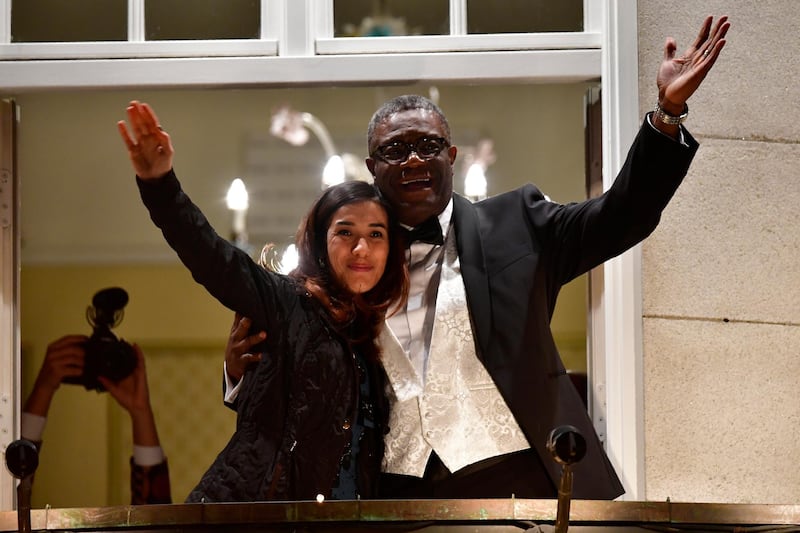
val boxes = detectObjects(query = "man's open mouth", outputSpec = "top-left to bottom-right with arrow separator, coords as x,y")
401,176 -> 432,191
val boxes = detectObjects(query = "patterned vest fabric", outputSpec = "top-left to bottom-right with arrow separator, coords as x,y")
381,231 -> 530,476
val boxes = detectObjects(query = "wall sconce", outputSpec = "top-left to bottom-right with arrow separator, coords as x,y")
266,104 -> 374,271
226,177 -> 250,250
322,154 -> 345,188
280,244 -> 299,274
270,104 -> 369,188
464,163 -> 487,201
463,139 -> 496,202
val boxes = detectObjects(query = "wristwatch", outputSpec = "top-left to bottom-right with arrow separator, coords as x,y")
653,101 -> 688,125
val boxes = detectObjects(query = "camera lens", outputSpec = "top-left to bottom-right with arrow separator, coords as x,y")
86,335 -> 137,382
63,287 -> 137,391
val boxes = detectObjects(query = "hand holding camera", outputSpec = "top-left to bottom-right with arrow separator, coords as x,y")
23,288 -> 137,424
61,287 -> 137,392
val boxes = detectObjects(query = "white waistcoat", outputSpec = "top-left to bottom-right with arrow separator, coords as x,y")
380,232 -> 530,476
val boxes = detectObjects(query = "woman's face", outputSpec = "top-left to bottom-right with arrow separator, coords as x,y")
325,200 -> 390,294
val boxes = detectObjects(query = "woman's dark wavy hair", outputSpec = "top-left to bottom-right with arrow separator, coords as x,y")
290,180 -> 409,361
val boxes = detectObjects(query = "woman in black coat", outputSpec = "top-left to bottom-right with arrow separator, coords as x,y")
118,101 -> 409,502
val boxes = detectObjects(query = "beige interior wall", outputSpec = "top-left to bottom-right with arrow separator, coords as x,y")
637,1 -> 800,503
16,83 -> 591,507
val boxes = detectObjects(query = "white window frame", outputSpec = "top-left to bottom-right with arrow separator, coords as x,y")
596,1 -> 643,501
0,0 -> 602,90
315,1 -> 600,55
0,0 -> 281,59
0,98 -> 20,513
0,0 -> 644,508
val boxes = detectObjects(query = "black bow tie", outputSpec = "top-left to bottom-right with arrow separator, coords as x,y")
403,217 -> 443,246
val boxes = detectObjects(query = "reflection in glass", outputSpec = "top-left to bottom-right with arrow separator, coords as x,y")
145,0 -> 260,41
466,0 -> 583,34
11,0 -> 127,43
334,0 -> 449,37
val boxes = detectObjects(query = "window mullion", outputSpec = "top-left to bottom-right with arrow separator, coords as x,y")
1,0 -> 10,43
282,0 -> 314,56
262,0 -> 283,40
315,0 -> 333,39
450,0 -> 467,36
128,0 -> 145,42
584,0 -> 602,32
598,0 -> 642,501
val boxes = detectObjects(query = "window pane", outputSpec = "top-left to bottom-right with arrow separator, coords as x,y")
334,0 -> 449,37
145,0 -> 260,41
11,0 -> 127,43
467,0 -> 583,34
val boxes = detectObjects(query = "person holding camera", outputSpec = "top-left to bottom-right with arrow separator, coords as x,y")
21,335 -> 172,505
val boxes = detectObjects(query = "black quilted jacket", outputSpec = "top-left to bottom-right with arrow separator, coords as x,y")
138,171 -> 387,502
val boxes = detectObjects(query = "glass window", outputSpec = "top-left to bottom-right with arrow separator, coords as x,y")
11,0 -> 127,43
334,0 -> 449,37
466,0 -> 583,33
145,0 -> 260,41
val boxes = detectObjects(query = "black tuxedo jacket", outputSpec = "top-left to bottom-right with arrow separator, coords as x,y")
450,117 -> 698,499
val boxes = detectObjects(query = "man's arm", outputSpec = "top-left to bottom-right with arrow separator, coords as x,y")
539,15 -> 730,283
130,460 -> 172,505
222,313 -> 266,409
225,313 -> 265,383
23,335 -> 87,419
100,345 -> 172,504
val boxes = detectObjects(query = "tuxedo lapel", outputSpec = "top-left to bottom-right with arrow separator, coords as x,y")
451,194 -> 491,358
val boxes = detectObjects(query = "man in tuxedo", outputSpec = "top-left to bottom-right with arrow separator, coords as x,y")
365,14 -> 728,500
226,15 -> 729,500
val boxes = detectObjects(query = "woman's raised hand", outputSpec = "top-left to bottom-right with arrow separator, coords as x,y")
117,101 -> 175,180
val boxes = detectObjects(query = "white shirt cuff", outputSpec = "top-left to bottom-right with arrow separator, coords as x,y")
223,361 -> 244,404
133,445 -> 165,467
20,412 -> 46,442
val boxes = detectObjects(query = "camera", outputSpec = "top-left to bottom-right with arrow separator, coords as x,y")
63,287 -> 137,391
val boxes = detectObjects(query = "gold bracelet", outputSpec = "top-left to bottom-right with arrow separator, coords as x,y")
653,101 -> 688,125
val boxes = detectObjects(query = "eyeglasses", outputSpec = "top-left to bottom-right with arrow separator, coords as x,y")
371,137 -> 450,165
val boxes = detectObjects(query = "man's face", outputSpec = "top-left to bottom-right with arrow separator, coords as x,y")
366,109 -> 456,227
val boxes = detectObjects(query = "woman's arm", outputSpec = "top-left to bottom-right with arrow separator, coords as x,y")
118,101 -> 280,330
